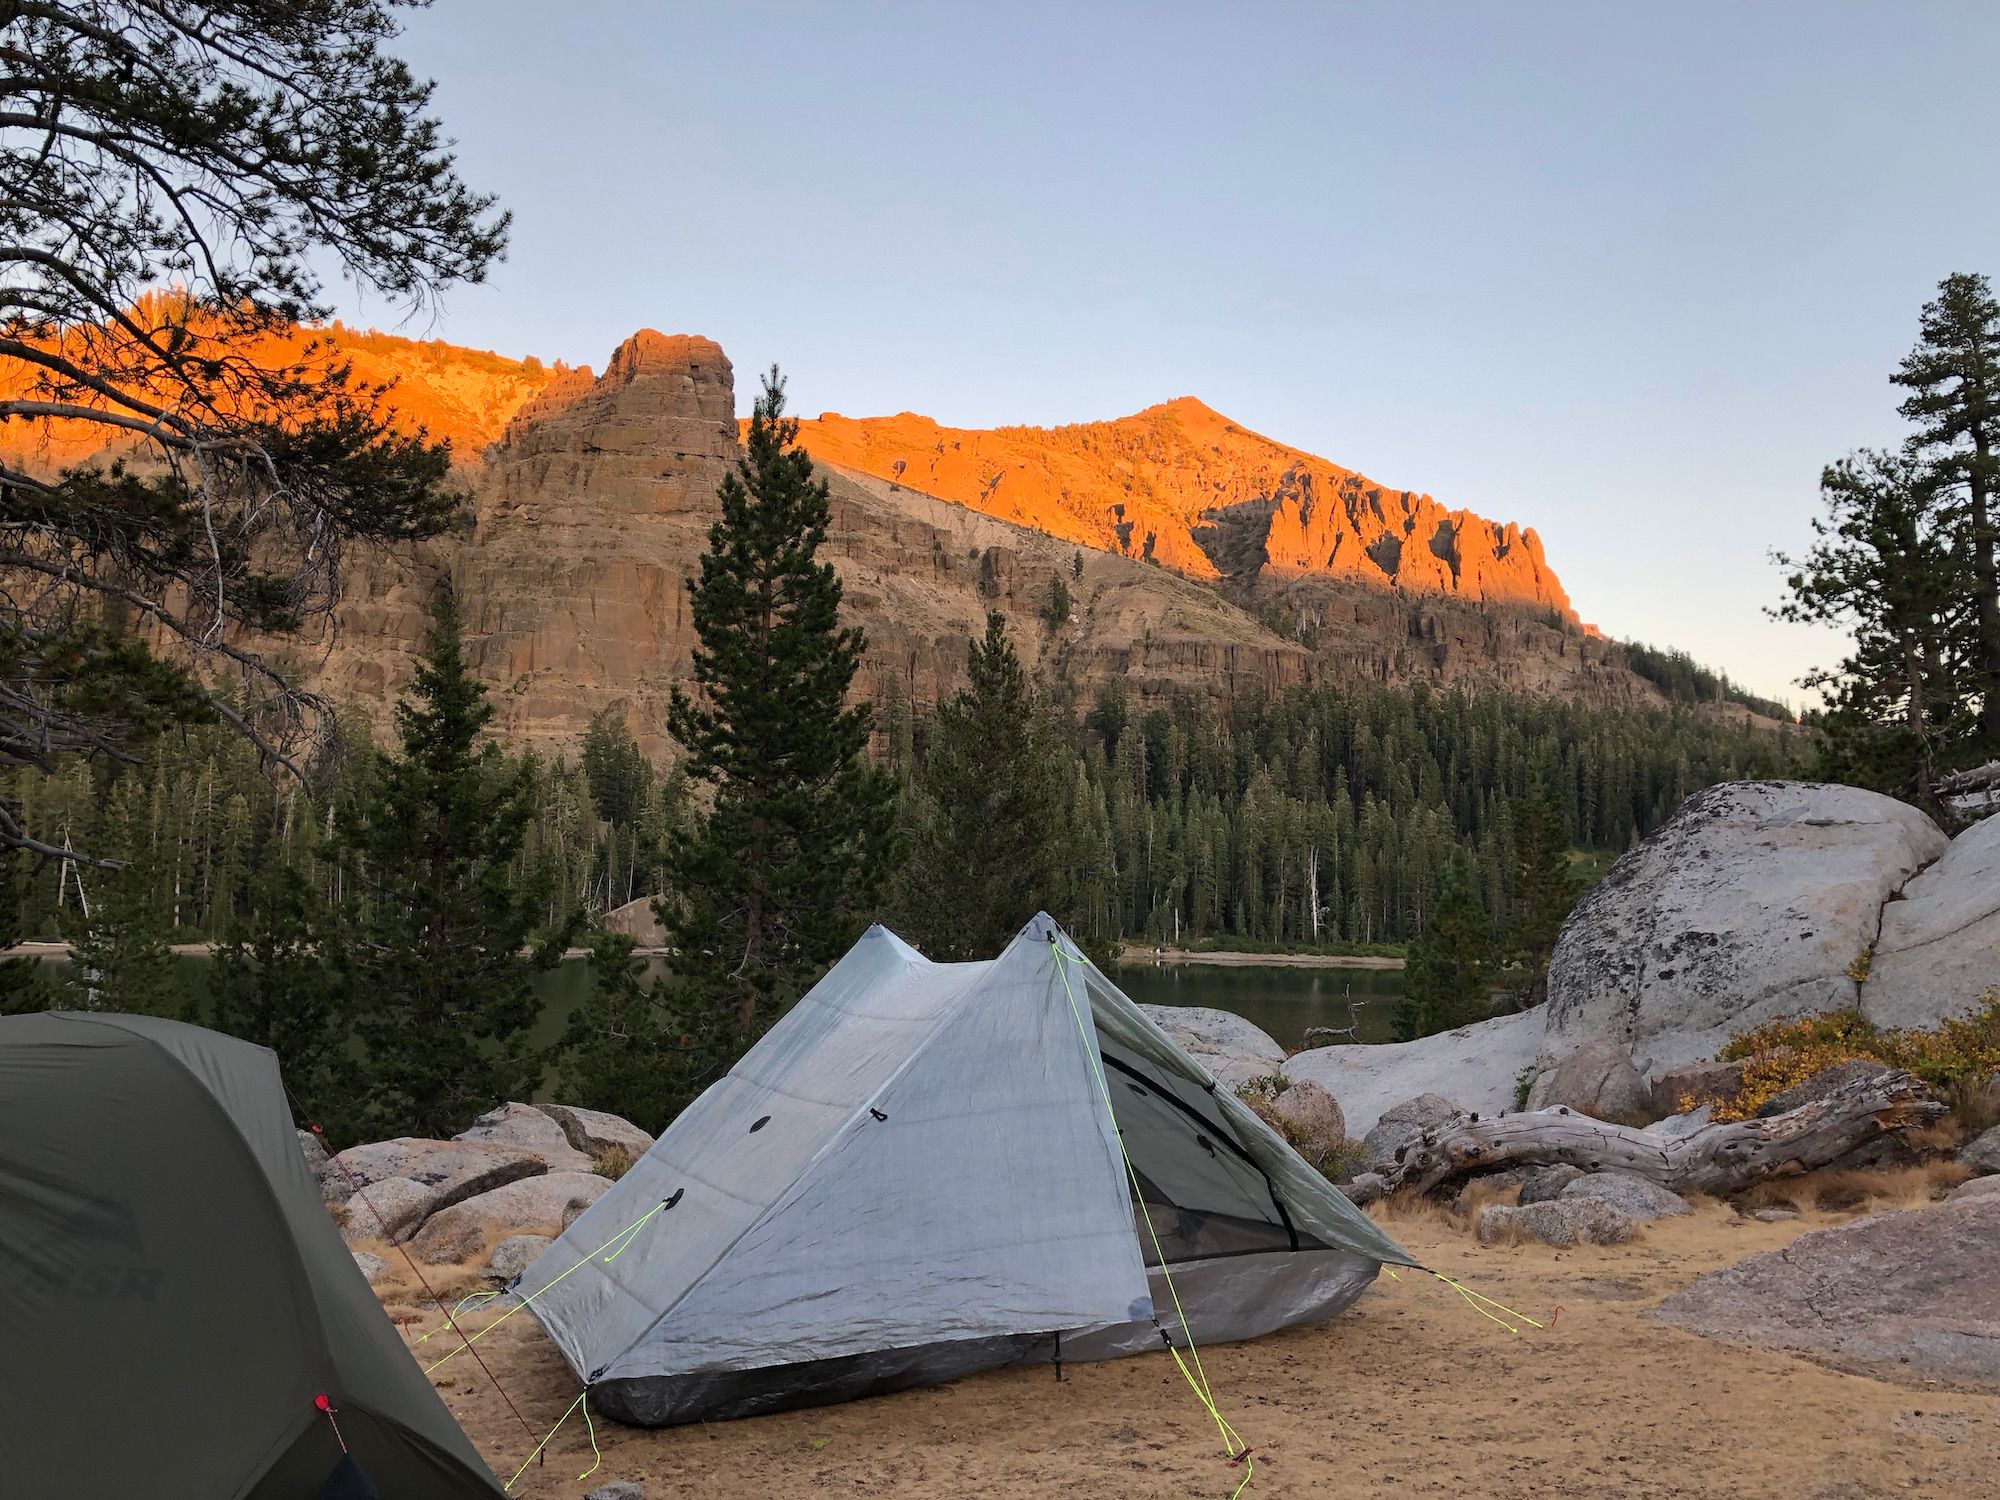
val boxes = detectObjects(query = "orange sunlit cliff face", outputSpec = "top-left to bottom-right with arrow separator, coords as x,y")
774,397 -> 1577,617
0,315 -> 563,472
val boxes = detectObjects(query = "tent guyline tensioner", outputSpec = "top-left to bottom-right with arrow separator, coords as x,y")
1047,930 -> 1258,1500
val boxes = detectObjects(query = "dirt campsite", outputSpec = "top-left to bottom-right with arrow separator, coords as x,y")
383,1184 -> 2000,1500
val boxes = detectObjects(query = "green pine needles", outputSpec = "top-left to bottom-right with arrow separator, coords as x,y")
659,369 -> 899,1052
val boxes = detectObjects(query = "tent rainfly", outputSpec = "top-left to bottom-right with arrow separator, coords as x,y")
0,1012 -> 505,1499
523,916 -> 1419,1426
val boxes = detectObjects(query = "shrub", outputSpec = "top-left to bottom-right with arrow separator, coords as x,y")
592,1145 -> 635,1182
1703,992 -> 2000,1122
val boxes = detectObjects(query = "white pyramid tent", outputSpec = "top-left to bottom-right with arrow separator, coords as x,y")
523,916 -> 1417,1425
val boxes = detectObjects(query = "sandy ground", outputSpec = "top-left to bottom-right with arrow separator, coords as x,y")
379,1197 -> 2000,1499
1118,945 -> 1406,971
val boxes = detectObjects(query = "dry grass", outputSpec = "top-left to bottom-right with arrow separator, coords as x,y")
1731,1159 -> 1972,1215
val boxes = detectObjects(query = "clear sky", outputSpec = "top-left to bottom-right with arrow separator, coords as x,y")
358,1 -> 2000,707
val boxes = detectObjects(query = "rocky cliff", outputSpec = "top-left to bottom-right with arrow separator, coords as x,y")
780,397 -> 1576,614
5,323 -> 1669,750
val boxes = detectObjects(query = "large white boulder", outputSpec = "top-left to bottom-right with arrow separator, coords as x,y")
1282,1006 -> 1543,1139
1863,813 -> 2000,1030
1138,1005 -> 1286,1089
1542,781 -> 1946,1073
455,1102 -> 595,1173
535,1103 -> 657,1163
323,1137 -> 547,1223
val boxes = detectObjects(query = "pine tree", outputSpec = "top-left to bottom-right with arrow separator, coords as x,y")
209,863 -> 358,1133
327,590 -> 574,1139
556,932 -> 694,1133
662,369 -> 899,1045
61,778 -> 186,1016
1395,849 -> 1496,1041
1893,272 -> 2000,745
1506,791 -> 1577,1007
1777,450 -> 1970,804
898,611 -> 1070,958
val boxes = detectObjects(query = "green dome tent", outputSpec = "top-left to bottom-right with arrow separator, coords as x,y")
523,917 -> 1419,1426
0,1011 -> 504,1498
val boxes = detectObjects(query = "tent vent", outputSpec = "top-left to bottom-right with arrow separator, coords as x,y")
869,1107 -> 889,1121
749,1116 -> 771,1133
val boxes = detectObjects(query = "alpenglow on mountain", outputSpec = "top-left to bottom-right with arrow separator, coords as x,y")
5,323 -> 1674,749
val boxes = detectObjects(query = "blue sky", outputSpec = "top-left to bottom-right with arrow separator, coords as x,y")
354,1 -> 2000,706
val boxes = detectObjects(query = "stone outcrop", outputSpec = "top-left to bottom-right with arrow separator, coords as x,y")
1138,1004 -> 1287,1089
1285,1006 -> 1543,1138
1653,1198 -> 2000,1391
1863,811 -> 2000,1030
1542,781 -> 1949,1073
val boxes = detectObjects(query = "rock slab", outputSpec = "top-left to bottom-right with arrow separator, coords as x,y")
1543,780 -> 1947,1073
1654,1198 -> 2000,1391
1285,1005 -> 1544,1139
1139,1005 -> 1286,1090
1864,812 -> 2000,1031
324,1137 -> 547,1218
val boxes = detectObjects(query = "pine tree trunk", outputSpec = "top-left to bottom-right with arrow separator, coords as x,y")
1972,436 -> 2000,740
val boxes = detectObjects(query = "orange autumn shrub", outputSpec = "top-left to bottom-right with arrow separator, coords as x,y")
1704,991 -> 2000,1123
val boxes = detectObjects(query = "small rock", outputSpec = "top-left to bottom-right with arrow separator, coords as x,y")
351,1250 -> 389,1283
1271,1078 -> 1346,1158
1757,1058 -> 1894,1118
1751,1208 -> 1801,1223
1560,1172 -> 1692,1223
1517,1164 -> 1586,1205
1961,1124 -> 2000,1177
456,1102 -> 595,1172
1337,1173 -> 1385,1208
584,1482 -> 645,1500
561,1194 -> 596,1231
1360,1093 -> 1462,1174
1526,1035 -> 1651,1121
1478,1197 -> 1636,1247
487,1233 -> 552,1283
536,1103 -> 658,1164
408,1171 -> 612,1265
1947,1175 -> 2000,1203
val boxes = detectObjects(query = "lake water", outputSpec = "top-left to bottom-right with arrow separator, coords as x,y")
25,951 -> 1404,1053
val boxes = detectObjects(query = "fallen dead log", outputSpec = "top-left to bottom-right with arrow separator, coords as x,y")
1380,1068 -> 1945,1198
